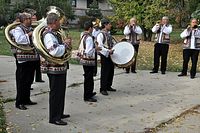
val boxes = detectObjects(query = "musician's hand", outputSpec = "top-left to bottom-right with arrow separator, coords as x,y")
28,31 -> 33,36
95,46 -> 102,51
109,49 -> 114,55
64,37 -> 72,45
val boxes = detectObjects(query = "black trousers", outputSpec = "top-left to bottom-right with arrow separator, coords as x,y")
34,60 -> 43,81
16,61 -> 35,106
100,55 -> 114,92
47,73 -> 66,122
152,43 -> 169,72
181,49 -> 199,77
83,66 -> 94,99
93,52 -> 98,76
126,45 -> 139,72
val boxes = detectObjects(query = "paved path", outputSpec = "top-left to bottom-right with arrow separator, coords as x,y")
1,55 -> 200,133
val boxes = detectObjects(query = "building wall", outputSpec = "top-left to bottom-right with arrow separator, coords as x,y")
74,0 -> 113,16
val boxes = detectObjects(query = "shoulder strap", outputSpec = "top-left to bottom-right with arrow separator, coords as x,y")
80,33 -> 91,49
18,25 -> 27,34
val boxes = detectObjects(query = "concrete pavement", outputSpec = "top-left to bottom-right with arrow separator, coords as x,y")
1,55 -> 200,133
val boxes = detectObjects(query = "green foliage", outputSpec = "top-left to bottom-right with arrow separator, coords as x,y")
109,0 -> 168,29
85,0 -> 102,19
0,0 -> 75,25
0,97 -> 6,133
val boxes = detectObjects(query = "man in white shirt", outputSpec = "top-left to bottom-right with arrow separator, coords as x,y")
178,18 -> 200,79
42,13 -> 71,125
13,12 -> 38,110
124,17 -> 142,73
92,20 -> 101,76
97,18 -> 116,96
150,16 -> 172,74
79,21 -> 97,102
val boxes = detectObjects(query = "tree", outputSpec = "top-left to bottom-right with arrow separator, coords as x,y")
109,0 -> 168,41
85,0 -> 103,19
0,0 -> 75,26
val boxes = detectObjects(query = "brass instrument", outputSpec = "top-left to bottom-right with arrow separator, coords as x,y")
5,8 -> 41,51
4,22 -> 35,51
32,6 -> 72,65
92,18 -> 101,27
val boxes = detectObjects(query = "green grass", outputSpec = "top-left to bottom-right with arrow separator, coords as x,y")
0,97 -> 7,133
0,30 -> 12,56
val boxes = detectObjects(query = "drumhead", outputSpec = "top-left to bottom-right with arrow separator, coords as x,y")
110,41 -> 135,65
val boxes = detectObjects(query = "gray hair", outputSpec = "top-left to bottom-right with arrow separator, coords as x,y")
20,12 -> 31,22
46,13 -> 59,25
162,16 -> 169,20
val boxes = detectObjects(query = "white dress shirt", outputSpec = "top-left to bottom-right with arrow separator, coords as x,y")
180,28 -> 200,49
13,26 -> 31,63
92,28 -> 100,38
152,24 -> 172,43
97,32 -> 110,57
43,33 -> 65,57
13,26 -> 30,45
124,25 -> 142,36
79,34 -> 95,58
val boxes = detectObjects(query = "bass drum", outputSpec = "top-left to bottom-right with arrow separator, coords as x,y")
110,41 -> 135,68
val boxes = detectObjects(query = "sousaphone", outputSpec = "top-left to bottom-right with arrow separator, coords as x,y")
32,6 -> 72,65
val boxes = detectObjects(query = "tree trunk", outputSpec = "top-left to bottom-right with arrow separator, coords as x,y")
143,28 -> 153,41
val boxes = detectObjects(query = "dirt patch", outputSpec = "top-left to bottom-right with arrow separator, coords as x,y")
144,105 -> 200,133
0,80 -> 7,83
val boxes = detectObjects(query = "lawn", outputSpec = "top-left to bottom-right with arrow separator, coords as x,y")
1,28 -> 200,72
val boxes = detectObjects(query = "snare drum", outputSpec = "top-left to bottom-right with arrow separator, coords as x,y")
110,41 -> 135,68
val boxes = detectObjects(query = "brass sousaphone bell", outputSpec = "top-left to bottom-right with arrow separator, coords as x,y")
32,6 -> 72,65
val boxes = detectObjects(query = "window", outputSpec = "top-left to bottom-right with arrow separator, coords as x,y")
71,0 -> 76,7
87,0 -> 98,8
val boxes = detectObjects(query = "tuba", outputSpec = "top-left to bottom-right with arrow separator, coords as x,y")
4,9 -> 38,52
5,22 -> 35,51
32,6 -> 72,65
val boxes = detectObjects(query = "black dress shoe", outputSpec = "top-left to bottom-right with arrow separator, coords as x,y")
24,101 -> 37,105
16,104 -> 27,110
84,97 -> 97,102
61,114 -> 70,119
91,92 -> 97,97
49,120 -> 67,125
35,80 -> 45,83
190,76 -> 195,79
150,71 -> 158,74
100,90 -> 108,95
131,71 -> 137,73
161,71 -> 165,74
126,71 -> 130,73
178,73 -> 187,77
107,87 -> 116,92
30,88 -> 34,90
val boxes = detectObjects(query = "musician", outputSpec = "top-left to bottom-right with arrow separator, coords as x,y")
97,18 -> 116,96
150,16 -> 172,74
31,14 -> 44,83
42,13 -> 71,125
12,13 -> 38,110
178,18 -> 200,79
124,17 -> 142,73
92,19 -> 101,76
79,21 -> 98,102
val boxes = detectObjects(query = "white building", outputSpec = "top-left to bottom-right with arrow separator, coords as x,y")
72,0 -> 113,16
